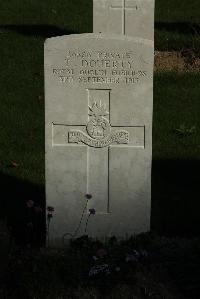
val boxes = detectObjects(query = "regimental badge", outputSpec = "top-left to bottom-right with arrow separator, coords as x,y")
87,102 -> 111,139
68,101 -> 129,148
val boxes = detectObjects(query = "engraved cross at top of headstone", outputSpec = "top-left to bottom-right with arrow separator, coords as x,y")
53,89 -> 145,214
110,0 -> 138,35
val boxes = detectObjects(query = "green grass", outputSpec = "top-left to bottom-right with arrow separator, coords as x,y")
155,28 -> 200,52
153,72 -> 200,160
0,0 -> 92,33
0,30 -> 44,186
155,0 -> 200,23
155,0 -> 200,51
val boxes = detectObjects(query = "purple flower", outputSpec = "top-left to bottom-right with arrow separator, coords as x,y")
47,206 -> 54,212
26,200 -> 34,208
89,208 -> 96,215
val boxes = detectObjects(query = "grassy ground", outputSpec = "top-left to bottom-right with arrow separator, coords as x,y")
155,0 -> 200,52
0,30 -> 44,186
1,234 -> 200,299
155,0 -> 200,23
0,0 -> 92,33
153,72 -> 200,160
155,27 -> 200,52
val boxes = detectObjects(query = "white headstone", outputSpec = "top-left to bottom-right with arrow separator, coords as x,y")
45,34 -> 153,245
93,0 -> 154,40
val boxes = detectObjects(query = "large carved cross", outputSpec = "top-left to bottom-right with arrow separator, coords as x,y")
53,89 -> 144,214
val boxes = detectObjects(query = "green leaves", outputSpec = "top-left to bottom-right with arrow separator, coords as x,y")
175,124 -> 196,136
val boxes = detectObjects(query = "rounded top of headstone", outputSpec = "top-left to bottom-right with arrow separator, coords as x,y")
44,33 -> 154,48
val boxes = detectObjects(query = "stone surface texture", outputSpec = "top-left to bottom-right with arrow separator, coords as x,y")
45,34 -> 153,244
93,0 -> 154,40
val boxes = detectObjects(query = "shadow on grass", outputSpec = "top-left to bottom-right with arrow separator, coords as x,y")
152,158 -> 200,237
1,23 -> 200,37
0,24 -> 77,37
155,22 -> 200,35
0,172 -> 45,246
0,158 -> 199,246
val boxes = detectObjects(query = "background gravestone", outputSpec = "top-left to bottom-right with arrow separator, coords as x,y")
45,34 -> 154,244
93,0 -> 154,40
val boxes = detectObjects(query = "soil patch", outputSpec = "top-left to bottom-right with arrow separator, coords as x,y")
155,50 -> 200,72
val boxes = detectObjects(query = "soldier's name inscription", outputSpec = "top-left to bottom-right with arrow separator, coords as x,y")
52,49 -> 148,85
